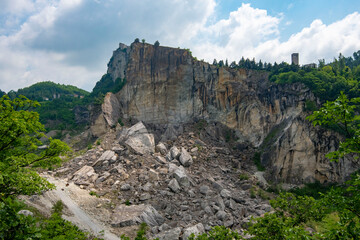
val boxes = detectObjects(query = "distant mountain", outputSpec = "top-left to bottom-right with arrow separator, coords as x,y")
15,81 -> 89,102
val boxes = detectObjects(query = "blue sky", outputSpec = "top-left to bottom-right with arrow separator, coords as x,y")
0,0 -> 360,92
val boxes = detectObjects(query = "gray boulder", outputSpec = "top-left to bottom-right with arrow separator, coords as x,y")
72,165 -> 98,185
170,146 -> 181,159
119,122 -> 155,155
168,178 -> 181,193
179,147 -> 193,167
182,223 -> 205,240
154,227 -> 182,240
172,166 -> 190,188
111,204 -> 164,227
155,142 -> 167,155
18,210 -> 34,217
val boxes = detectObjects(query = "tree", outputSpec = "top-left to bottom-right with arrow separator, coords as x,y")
307,92 -> 360,161
141,39 -> 145,43
0,95 -> 72,239
213,59 -> 218,66
0,95 -> 70,198
134,38 -> 140,43
154,40 -> 160,47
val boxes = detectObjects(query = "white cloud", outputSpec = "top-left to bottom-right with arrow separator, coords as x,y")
190,5 -> 360,66
190,3 -> 281,62
0,0 -> 216,91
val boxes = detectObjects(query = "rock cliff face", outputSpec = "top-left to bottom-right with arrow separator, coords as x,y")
96,42 -> 359,184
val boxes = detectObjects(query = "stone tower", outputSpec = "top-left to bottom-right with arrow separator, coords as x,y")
291,53 -> 299,65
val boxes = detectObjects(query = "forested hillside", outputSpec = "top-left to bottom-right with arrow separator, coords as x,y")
11,81 -> 89,101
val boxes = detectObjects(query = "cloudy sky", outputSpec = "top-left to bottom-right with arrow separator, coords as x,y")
1,0 -> 360,92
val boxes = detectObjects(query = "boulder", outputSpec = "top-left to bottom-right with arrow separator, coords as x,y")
119,122 -> 155,155
154,227 -> 182,240
155,142 -> 167,155
148,169 -> 159,181
155,156 -> 167,165
93,150 -> 116,167
111,204 -> 165,227
170,146 -> 181,159
72,165 -> 98,185
171,166 -> 190,187
182,223 -> 205,240
179,147 -> 193,167
18,210 -> 33,217
125,134 -> 155,155
168,178 -> 181,193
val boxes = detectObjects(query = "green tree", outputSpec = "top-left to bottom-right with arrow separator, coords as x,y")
0,95 -> 70,197
307,92 -> 360,161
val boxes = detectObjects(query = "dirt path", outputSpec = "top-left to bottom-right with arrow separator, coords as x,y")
22,175 -> 120,240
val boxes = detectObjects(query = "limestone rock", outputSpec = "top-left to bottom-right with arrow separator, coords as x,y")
72,165 -> 98,185
102,92 -> 121,127
155,156 -> 167,165
155,142 -> 167,155
119,122 -> 155,155
168,178 -> 181,193
170,146 -> 181,159
154,227 -> 182,240
182,223 -> 205,240
179,147 -> 193,167
111,204 -> 164,227
90,114 -> 107,137
171,166 -> 190,188
18,210 -> 34,217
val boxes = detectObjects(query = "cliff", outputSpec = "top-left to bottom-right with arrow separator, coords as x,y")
93,42 -> 359,184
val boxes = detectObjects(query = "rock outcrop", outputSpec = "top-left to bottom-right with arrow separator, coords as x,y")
92,42 -> 359,183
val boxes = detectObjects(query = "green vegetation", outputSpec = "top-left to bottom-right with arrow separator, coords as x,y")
2,74 -> 127,133
238,173 -> 249,181
270,51 -> 360,101
15,81 -> 89,102
91,73 -> 126,98
188,226 -> 241,239
289,181 -> 335,199
0,95 -> 71,197
0,96 -> 98,240
252,152 -> 265,171
304,99 -> 317,112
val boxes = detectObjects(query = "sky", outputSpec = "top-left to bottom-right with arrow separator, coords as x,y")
0,0 -> 360,92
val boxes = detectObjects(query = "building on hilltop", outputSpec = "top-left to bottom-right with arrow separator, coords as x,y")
303,63 -> 317,68
291,53 -> 299,65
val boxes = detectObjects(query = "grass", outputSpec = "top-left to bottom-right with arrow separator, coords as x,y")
239,173 -> 249,181
89,191 -> 99,197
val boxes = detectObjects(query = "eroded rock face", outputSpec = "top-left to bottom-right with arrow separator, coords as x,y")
102,92 -> 121,127
94,42 -> 359,183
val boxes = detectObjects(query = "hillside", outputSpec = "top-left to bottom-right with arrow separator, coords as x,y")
15,81 -> 89,101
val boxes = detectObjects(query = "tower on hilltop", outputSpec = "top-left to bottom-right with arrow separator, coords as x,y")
291,53 -> 299,65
